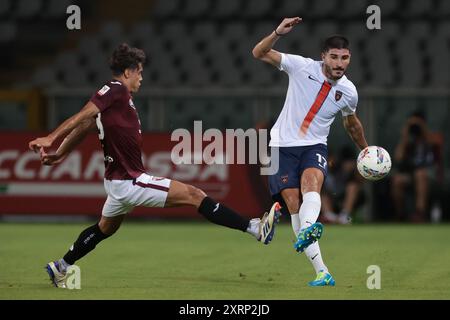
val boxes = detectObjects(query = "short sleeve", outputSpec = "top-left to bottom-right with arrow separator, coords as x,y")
278,53 -> 314,74
90,84 -> 116,112
341,89 -> 358,116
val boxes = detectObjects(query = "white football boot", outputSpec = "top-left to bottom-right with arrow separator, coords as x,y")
46,260 -> 68,288
258,202 -> 282,245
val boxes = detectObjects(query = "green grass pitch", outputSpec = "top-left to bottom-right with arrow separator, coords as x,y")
1,221 -> 449,299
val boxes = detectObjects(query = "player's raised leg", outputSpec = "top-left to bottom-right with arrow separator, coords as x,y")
295,168 -> 325,252
165,180 -> 281,244
297,167 -> 334,286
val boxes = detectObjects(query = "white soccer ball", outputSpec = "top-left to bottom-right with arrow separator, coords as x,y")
357,146 -> 392,181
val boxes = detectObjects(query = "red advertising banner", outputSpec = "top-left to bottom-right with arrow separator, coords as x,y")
0,132 -> 271,218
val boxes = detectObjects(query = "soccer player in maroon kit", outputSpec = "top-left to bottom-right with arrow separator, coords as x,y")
29,44 -> 281,288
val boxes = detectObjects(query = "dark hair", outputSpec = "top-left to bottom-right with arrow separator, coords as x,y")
321,35 -> 350,53
109,43 -> 146,76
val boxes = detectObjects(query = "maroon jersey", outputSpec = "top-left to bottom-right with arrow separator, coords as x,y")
90,80 -> 146,180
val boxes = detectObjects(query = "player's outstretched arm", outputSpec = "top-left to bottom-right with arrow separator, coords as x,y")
28,101 -> 100,152
40,117 -> 97,166
252,17 -> 302,67
343,114 -> 369,151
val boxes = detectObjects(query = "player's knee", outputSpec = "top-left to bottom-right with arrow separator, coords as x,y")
186,185 -> 206,206
98,220 -> 120,236
301,169 -> 324,193
302,178 -> 320,193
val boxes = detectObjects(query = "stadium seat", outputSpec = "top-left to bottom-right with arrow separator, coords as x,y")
0,22 -> 16,43
129,22 -> 157,47
222,22 -> 249,43
309,0 -> 337,18
365,34 -> 395,87
23,0 -> 450,91
378,21 -> 400,42
250,21 -> 278,40
192,22 -> 218,45
142,39 -> 166,62
211,0 -> 243,19
312,22 -> 340,41
338,0 -> 370,19
162,21 -> 188,41
436,21 -> 450,38
64,67 -> 89,87
246,61 -> 274,86
149,57 -> 180,87
427,38 -> 450,87
346,64 -> 363,85
152,0 -> 182,18
397,52 -> 423,86
377,0 -> 400,17
183,0 -> 210,19
242,0 -> 273,19
436,0 -> 450,17
78,35 -> 103,62
344,21 -> 371,44
16,0 -> 42,19
402,0 -> 433,18
99,21 -> 126,51
406,21 -> 431,40
0,0 -> 10,17
44,0 -> 72,18
54,52 -> 79,71
31,65 -> 58,87
275,0 -> 308,19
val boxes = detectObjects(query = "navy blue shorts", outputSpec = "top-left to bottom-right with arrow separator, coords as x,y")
268,144 -> 328,202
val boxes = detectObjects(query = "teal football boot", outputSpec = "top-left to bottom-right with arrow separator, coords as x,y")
308,270 -> 336,287
293,222 -> 323,253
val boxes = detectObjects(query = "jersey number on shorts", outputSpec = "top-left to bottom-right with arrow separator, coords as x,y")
316,153 -> 327,169
96,113 -> 104,140
299,81 -> 332,136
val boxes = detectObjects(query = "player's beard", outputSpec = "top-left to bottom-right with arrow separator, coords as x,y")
324,64 -> 345,80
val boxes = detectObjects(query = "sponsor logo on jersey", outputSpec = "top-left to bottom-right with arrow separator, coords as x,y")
335,90 -> 343,101
97,85 -> 110,96
104,156 -> 114,163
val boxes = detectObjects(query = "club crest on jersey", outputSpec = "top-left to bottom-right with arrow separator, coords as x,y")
129,99 -> 136,110
97,85 -> 110,96
335,90 -> 343,101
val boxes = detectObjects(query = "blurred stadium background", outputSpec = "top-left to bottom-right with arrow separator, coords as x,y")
2,0 -> 450,301
1,0 -> 449,222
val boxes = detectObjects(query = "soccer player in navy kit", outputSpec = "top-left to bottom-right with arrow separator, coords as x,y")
253,18 -> 369,286
29,43 -> 281,288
